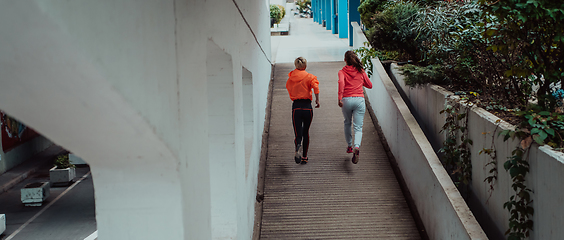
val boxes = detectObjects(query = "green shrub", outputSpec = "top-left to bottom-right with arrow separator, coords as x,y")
366,0 -> 421,61
270,4 -> 283,24
358,0 -> 389,29
411,1 -> 481,64
400,64 -> 445,86
277,4 -> 286,20
296,0 -> 311,13
54,154 -> 75,169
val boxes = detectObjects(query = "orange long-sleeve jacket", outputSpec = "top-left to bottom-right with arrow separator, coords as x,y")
286,69 -> 320,101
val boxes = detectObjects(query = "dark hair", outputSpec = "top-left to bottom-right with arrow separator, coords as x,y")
344,50 -> 363,73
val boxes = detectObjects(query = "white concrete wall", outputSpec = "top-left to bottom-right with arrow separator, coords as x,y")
0,0 -> 272,239
365,58 -> 487,240
391,64 -> 564,240
350,22 -> 366,49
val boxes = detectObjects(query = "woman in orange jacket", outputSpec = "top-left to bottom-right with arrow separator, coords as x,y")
286,57 -> 320,164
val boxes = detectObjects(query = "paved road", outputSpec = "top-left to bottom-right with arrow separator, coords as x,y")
259,62 -> 421,239
0,166 -> 96,240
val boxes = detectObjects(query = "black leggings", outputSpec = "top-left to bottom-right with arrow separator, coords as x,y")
292,99 -> 313,158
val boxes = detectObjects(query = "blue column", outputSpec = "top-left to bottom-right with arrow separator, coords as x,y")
312,0 -> 316,23
348,0 -> 360,46
314,0 -> 319,23
338,0 -> 348,38
331,0 -> 338,34
317,0 -> 321,24
321,0 -> 326,27
325,0 -> 331,30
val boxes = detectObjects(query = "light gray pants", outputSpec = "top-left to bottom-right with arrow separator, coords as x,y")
341,97 -> 366,148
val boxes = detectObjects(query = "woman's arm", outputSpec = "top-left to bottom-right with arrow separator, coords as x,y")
338,70 -> 345,107
362,71 -> 373,89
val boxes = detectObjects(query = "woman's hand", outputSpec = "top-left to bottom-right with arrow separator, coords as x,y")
315,99 -> 320,108
338,99 -> 343,108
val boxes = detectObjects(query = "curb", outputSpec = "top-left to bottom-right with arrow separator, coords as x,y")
0,167 -> 41,194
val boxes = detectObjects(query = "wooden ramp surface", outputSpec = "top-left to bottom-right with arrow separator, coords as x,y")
259,62 -> 421,240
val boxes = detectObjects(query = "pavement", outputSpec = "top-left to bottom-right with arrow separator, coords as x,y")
0,145 -> 96,240
270,12 -> 352,64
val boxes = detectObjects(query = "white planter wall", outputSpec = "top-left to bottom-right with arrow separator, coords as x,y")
21,182 -> 50,206
365,58 -> 487,240
49,167 -> 76,184
0,214 -> 5,235
390,63 -> 564,240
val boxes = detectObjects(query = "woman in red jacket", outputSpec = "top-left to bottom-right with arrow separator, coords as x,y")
286,57 -> 320,164
338,51 -> 372,164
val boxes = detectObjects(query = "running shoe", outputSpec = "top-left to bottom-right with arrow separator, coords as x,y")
301,157 -> 308,164
346,146 -> 353,153
352,148 -> 360,164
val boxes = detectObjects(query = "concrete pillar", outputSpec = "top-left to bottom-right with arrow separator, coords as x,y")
349,0 -> 361,46
338,0 -> 348,38
0,2 -> 189,239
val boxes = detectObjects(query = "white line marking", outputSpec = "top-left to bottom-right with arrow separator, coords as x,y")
5,171 -> 91,240
84,230 -> 98,240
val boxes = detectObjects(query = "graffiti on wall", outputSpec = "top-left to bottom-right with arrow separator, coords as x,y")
1,112 -> 38,152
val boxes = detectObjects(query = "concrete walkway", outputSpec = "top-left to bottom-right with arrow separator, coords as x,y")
261,15 -> 422,239
260,62 -> 421,239
271,16 -> 352,63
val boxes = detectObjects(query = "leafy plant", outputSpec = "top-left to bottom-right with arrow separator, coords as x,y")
513,106 -> 564,148
354,42 -> 399,77
479,0 -> 564,110
54,154 -> 75,169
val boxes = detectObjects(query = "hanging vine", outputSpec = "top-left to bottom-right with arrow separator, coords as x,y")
480,122 -> 499,203
439,99 -> 473,188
